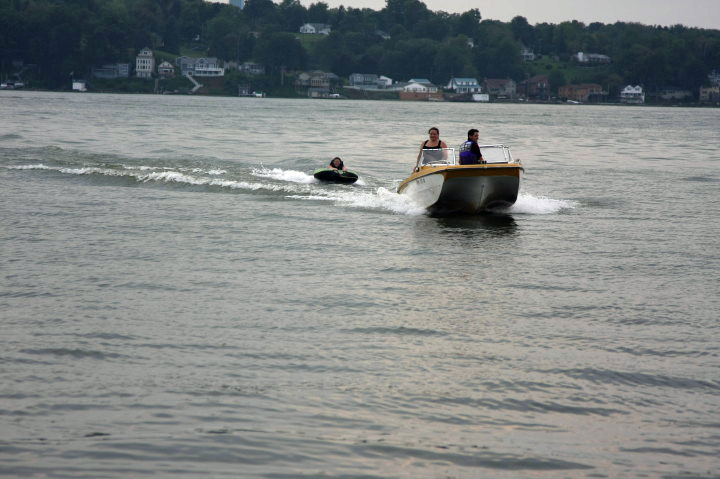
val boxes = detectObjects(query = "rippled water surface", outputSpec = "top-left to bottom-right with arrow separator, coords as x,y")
1,91 -> 719,478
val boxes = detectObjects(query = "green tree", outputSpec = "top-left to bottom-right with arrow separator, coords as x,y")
475,37 -> 523,79
306,1 -> 329,23
2,0 -> 720,95
378,38 -> 438,80
510,15 -> 533,47
206,14 -> 244,61
453,9 -> 481,39
243,0 -> 278,29
548,69 -> 566,94
253,31 -> 307,70
381,0 -> 431,33
278,0 -> 306,32
433,35 -> 476,83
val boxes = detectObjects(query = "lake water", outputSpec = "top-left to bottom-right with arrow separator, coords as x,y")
1,91 -> 719,478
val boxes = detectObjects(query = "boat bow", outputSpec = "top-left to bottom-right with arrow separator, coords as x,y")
397,145 -> 523,215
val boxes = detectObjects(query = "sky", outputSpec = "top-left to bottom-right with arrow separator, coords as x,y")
220,0 -> 720,30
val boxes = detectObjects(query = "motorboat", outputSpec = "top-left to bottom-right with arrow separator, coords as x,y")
397,145 -> 523,215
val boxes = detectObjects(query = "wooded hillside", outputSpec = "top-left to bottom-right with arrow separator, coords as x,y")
2,0 -> 719,96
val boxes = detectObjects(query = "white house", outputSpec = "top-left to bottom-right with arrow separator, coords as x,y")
403,79 -> 438,93
193,58 -> 224,77
135,47 -> 155,78
299,23 -> 331,35
176,57 -> 224,77
377,75 -> 392,88
520,47 -> 535,61
620,85 -> 645,104
72,80 -> 87,92
574,52 -> 611,64
446,77 -> 481,94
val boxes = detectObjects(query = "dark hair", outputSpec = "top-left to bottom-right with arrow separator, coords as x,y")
467,128 -> 479,139
330,157 -> 344,168
428,127 -> 440,135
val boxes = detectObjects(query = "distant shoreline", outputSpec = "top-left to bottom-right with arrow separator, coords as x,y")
2,87 -> 718,108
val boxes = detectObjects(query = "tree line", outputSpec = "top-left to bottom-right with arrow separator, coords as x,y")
1,0 -> 719,96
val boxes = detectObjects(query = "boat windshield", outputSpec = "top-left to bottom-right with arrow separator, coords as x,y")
478,144 -> 515,164
420,145 -> 516,166
420,148 -> 456,166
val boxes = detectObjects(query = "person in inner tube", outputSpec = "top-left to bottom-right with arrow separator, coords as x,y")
458,129 -> 485,165
329,157 -> 347,171
415,127 -> 448,171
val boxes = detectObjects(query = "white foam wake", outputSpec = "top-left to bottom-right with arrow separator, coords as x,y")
251,167 -> 316,184
6,163 -> 51,170
8,163 -> 311,195
288,187 -> 426,216
9,163 -> 571,217
509,193 -> 577,214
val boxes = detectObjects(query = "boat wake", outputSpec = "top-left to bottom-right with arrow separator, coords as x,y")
508,193 -> 577,214
250,166 -> 368,186
287,187 -> 427,216
5,162 -> 572,217
5,162 -> 421,215
250,166 -> 316,184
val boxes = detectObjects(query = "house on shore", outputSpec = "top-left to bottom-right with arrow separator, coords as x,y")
348,73 -> 392,90
655,87 -> 692,101
707,69 -> 720,85
620,85 -> 645,104
157,61 -> 175,78
176,57 -> 224,77
194,58 -> 224,77
484,78 -> 516,99
299,23 -> 331,35
72,80 -> 87,92
520,47 -> 536,62
446,77 -> 481,94
91,63 -> 130,79
135,47 -> 155,78
403,79 -> 438,93
558,83 -> 605,102
699,85 -> 720,102
295,70 -> 341,97
573,52 -> 611,65
349,73 -> 379,89
518,75 -> 549,100
399,78 -> 442,101
239,62 -> 266,75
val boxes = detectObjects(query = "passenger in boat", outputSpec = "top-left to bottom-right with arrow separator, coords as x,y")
459,129 -> 485,165
328,157 -> 347,171
415,127 -> 448,170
